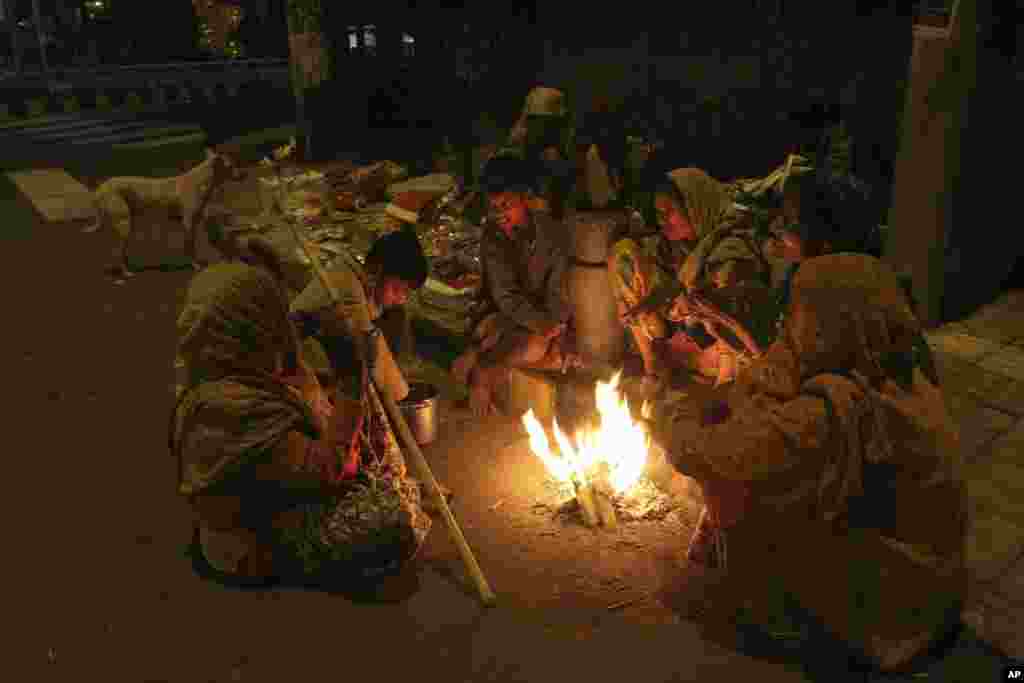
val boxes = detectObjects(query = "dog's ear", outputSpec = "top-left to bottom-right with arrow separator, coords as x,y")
206,147 -> 217,160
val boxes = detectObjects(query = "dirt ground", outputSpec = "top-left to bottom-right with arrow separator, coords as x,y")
419,403 -> 706,619
3,165 -> 819,682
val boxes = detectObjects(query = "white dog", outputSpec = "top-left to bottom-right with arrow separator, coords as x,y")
84,148 -> 244,278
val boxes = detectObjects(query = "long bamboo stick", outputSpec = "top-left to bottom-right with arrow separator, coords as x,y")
284,219 -> 497,606
778,152 -> 796,194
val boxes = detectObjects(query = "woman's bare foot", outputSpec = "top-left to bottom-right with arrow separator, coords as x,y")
469,367 -> 496,417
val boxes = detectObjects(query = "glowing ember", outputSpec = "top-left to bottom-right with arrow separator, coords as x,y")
522,371 -> 651,497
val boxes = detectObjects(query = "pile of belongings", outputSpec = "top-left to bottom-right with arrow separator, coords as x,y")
257,169 -> 327,220
258,168 -> 326,189
326,160 -> 408,211
426,253 -> 481,296
282,188 -> 330,225
385,173 -> 459,225
415,252 -> 480,334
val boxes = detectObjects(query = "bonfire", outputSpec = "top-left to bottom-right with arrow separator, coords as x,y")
522,371 -> 656,528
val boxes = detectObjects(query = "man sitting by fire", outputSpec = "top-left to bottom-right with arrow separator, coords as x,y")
611,167 -> 775,391
451,155 -> 583,416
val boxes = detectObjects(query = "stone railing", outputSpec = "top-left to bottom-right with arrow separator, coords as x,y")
0,59 -> 290,122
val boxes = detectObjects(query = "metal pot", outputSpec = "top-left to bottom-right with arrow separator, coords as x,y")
398,381 -> 439,445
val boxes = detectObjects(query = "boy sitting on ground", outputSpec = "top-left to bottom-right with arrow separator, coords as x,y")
451,156 -> 583,416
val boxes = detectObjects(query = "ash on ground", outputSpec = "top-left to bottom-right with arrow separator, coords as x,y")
532,477 -> 682,526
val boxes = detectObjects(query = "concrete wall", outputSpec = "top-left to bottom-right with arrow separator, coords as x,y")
885,24 -> 957,328
884,3 -> 1008,327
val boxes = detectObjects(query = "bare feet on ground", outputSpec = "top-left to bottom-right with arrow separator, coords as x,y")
469,368 -> 496,418
450,348 -> 478,386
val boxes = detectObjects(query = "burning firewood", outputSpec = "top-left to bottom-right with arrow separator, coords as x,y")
522,372 -> 649,529
574,479 -> 601,528
592,484 -> 618,529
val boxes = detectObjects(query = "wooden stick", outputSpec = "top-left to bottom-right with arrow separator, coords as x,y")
573,479 -> 600,527
285,218 -> 497,607
593,486 -> 618,529
607,595 -> 645,611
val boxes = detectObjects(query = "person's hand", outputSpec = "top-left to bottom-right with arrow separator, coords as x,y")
561,351 -> 585,371
306,386 -> 335,424
734,340 -> 800,400
619,308 -> 641,328
281,366 -> 334,426
666,295 -> 691,323
539,322 -> 566,340
640,372 -> 666,401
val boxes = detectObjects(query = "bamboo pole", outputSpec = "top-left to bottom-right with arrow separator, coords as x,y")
284,217 -> 497,607
778,152 -> 796,194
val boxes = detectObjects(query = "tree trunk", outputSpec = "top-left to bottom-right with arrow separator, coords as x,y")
843,2 -> 917,227
885,0 -> 978,326
1,0 -> 22,75
284,3 -> 314,160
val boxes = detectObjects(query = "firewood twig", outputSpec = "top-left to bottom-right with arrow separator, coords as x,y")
607,595 -> 648,611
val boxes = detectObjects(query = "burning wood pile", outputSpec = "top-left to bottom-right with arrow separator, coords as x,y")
522,372 -> 674,529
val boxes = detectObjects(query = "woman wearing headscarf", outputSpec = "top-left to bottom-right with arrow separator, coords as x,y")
610,167 -> 772,389
650,254 -> 965,676
170,241 -> 431,586
765,168 -> 937,387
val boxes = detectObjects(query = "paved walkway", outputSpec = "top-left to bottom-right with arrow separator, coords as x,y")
0,111 -> 204,149
925,290 -> 1024,660
5,168 -> 95,222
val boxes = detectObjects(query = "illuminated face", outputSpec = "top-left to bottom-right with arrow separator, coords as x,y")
488,192 -> 530,232
378,278 -> 412,308
655,194 -> 696,242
